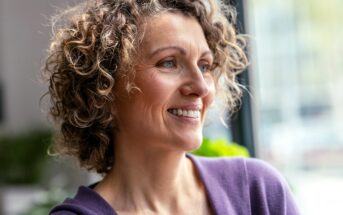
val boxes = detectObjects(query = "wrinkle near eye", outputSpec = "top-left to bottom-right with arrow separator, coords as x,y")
134,61 -> 155,72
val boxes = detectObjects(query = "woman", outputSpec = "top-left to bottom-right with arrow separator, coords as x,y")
45,0 -> 299,214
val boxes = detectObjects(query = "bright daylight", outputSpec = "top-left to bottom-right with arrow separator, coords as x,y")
0,0 -> 342,214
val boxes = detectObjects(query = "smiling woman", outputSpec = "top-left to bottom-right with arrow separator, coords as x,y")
115,13 -> 215,153
43,0 -> 299,214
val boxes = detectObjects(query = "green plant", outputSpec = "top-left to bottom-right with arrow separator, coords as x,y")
192,137 -> 250,157
0,129 -> 52,184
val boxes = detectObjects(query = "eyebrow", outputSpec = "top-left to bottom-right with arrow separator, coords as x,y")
149,46 -> 213,59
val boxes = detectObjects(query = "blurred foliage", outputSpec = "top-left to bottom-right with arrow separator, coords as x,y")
21,187 -> 70,215
0,129 -> 52,184
192,137 -> 250,157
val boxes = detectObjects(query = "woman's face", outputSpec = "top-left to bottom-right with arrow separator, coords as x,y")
115,12 -> 215,152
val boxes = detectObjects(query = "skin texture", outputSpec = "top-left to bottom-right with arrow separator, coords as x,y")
94,12 -> 215,215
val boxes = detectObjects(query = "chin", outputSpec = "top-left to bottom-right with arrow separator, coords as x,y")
177,133 -> 203,152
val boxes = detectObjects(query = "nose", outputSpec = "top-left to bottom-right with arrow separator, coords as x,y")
180,65 -> 211,98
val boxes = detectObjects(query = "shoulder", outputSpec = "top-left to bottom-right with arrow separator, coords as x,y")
189,154 -> 248,187
190,154 -> 287,187
190,155 -> 284,189
190,155 -> 300,214
49,186 -> 116,215
244,158 -> 287,185
243,158 -> 300,215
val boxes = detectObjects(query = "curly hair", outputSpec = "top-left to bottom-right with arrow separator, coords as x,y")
43,0 -> 248,174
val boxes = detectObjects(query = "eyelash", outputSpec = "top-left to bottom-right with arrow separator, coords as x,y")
198,63 -> 211,73
156,58 -> 212,73
157,58 -> 177,69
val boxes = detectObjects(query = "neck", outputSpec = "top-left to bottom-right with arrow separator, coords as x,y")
95,132 -> 204,213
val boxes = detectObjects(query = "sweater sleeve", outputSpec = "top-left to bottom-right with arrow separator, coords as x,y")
244,158 -> 300,215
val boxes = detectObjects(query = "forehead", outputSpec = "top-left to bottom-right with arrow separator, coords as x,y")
140,12 -> 210,53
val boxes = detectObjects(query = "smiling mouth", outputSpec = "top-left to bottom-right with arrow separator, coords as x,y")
167,108 -> 201,118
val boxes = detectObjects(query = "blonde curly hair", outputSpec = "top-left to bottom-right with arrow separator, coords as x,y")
43,0 -> 248,174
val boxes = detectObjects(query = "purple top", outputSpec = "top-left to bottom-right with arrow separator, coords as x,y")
50,155 -> 300,215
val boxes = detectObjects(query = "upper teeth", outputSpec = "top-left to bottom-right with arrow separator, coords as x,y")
169,109 -> 200,118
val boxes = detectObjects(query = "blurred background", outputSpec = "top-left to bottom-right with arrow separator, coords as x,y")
0,0 -> 342,214
246,0 -> 343,214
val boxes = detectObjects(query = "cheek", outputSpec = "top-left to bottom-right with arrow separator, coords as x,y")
136,73 -> 175,104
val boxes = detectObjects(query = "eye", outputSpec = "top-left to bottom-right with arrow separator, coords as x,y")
198,63 -> 210,73
157,58 -> 176,69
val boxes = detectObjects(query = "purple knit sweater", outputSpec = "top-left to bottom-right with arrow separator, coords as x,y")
50,155 -> 300,215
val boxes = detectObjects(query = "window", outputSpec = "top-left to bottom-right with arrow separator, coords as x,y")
246,0 -> 343,214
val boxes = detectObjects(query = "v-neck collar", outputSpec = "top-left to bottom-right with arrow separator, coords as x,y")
77,154 -> 239,215
187,154 -> 227,215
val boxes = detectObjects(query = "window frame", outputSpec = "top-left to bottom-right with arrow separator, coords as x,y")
229,0 -> 256,157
